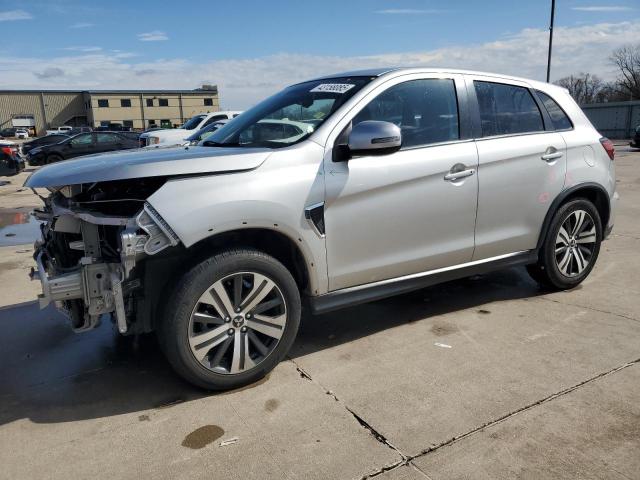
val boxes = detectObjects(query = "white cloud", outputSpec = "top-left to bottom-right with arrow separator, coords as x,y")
137,31 -> 168,42
70,22 -> 94,29
62,46 -> 102,52
0,21 -> 637,109
374,9 -> 445,14
0,9 -> 32,21
572,6 -> 634,11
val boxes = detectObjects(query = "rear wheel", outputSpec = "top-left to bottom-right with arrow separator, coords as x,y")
527,199 -> 602,290
158,249 -> 301,390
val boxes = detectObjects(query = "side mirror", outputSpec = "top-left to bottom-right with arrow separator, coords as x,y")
348,120 -> 401,157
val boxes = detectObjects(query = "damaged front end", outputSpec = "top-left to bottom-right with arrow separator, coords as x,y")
29,178 -> 179,334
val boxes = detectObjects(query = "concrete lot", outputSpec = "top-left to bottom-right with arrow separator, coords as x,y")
0,146 -> 639,479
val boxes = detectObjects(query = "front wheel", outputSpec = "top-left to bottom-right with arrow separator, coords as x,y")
158,249 -> 301,390
527,199 -> 602,290
46,154 -> 63,164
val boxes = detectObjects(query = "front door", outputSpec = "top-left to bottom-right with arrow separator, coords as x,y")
324,76 -> 479,291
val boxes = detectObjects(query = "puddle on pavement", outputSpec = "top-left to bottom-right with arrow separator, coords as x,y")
0,209 -> 42,247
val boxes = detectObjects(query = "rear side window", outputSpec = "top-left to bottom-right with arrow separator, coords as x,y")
353,78 -> 460,148
474,81 -> 544,137
536,91 -> 573,130
97,133 -> 118,143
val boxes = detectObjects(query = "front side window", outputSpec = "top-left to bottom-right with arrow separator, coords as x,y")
204,76 -> 373,148
181,115 -> 206,130
202,115 -> 227,127
474,81 -> 544,137
352,78 -> 460,148
70,133 -> 92,145
97,99 -> 109,108
536,91 -> 572,130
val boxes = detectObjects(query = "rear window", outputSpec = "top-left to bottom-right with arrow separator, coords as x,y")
536,91 -> 573,131
474,81 -> 544,137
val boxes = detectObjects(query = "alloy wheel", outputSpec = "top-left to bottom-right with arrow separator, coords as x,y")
188,272 -> 287,374
555,209 -> 597,277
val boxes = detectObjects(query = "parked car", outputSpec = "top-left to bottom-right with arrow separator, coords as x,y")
0,140 -> 24,176
15,129 -> 29,139
27,131 -> 139,165
139,111 -> 242,146
631,124 -> 640,149
21,134 -> 70,157
25,68 -> 617,390
0,127 -> 19,138
46,126 -> 74,135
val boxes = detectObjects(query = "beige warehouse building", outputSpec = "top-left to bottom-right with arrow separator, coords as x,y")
0,86 -> 219,135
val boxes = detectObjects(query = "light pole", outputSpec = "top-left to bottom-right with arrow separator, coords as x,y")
546,0 -> 556,83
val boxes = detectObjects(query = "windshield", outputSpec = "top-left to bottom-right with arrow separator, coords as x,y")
203,76 -> 373,148
181,115 -> 207,130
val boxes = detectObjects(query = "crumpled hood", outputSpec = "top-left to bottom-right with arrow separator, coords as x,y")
25,146 -> 271,188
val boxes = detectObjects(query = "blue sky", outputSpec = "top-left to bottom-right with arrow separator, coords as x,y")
0,0 -> 638,108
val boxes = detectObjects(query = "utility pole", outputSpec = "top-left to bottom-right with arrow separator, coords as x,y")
546,0 -> 556,83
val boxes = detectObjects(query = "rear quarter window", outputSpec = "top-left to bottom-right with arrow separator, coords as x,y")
536,90 -> 573,131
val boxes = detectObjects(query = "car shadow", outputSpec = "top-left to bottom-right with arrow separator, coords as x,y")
0,266 -> 543,426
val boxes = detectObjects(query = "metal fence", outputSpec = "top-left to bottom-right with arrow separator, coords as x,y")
581,101 -> 640,139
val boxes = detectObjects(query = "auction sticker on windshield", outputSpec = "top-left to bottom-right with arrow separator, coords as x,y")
310,84 -> 355,94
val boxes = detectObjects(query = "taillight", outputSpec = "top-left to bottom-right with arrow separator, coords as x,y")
1,147 -> 12,156
600,137 -> 615,161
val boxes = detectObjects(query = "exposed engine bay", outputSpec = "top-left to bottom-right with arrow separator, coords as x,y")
30,178 -> 180,334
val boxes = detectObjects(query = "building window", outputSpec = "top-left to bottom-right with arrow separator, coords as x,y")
97,99 -> 109,108
146,99 -> 153,107
120,99 -> 132,107
204,98 -> 213,106
100,121 -> 110,126
159,99 -> 169,107
123,120 -> 134,128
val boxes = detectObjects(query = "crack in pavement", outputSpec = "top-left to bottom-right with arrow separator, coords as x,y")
290,356 -> 640,480
288,359 -> 407,478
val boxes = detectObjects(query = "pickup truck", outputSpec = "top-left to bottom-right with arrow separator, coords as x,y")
46,126 -> 73,135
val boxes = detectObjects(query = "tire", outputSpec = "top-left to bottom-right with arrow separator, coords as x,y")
527,199 -> 602,290
158,249 -> 301,390
46,154 -> 63,164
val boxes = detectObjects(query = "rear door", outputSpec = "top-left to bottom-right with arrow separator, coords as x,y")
95,132 -> 121,153
468,76 -> 566,260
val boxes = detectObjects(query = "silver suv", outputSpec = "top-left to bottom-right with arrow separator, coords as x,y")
26,68 -> 618,390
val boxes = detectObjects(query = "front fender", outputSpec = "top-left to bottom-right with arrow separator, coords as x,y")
147,143 -> 327,294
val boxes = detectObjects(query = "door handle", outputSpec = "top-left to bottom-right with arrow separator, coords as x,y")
444,168 -> 475,181
541,147 -> 563,162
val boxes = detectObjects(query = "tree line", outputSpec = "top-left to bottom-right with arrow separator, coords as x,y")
554,43 -> 640,104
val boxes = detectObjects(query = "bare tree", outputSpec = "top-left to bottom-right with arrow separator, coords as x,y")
610,44 -> 640,100
554,73 -> 605,104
